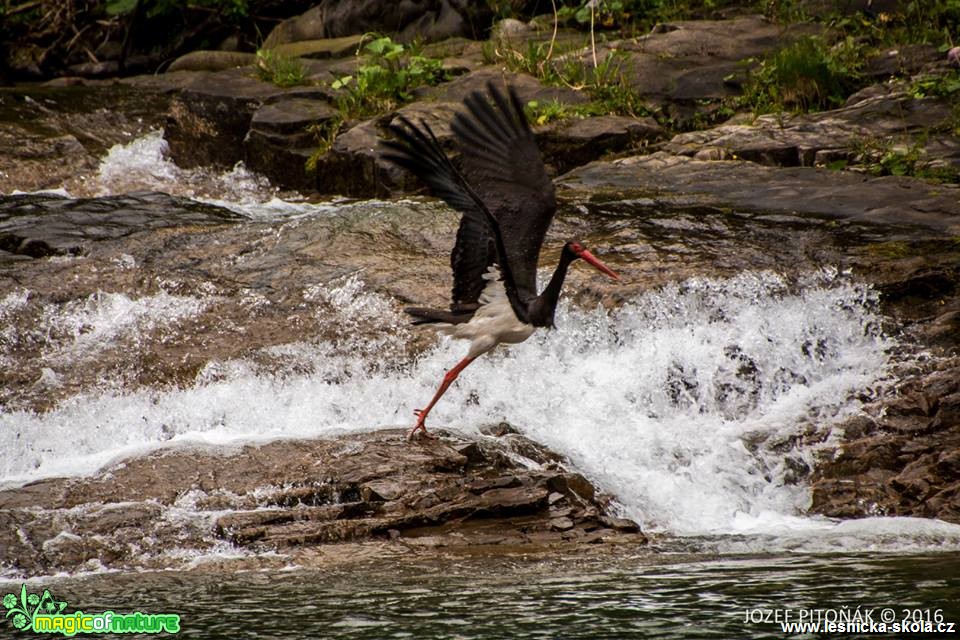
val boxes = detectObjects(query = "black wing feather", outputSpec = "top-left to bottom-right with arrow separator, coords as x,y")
451,83 -> 556,305
382,115 -> 527,322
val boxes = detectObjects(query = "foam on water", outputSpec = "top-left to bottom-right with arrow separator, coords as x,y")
1,266 -> 938,550
93,130 -> 325,220
39,290 -> 210,363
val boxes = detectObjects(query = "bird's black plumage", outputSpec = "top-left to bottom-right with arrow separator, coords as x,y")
381,82 -> 557,326
380,82 -> 620,439
451,86 -> 556,308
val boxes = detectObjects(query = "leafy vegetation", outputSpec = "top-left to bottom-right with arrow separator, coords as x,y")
485,34 -> 653,120
524,98 -> 608,125
910,70 -> 960,100
847,135 -> 960,184
553,0 -> 745,32
332,36 -> 450,118
304,118 -> 343,174
305,36 -> 450,173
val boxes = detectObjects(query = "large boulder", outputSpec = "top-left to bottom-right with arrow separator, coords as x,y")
264,0 -> 495,48
245,96 -> 340,192
164,68 -> 291,169
311,68 -> 601,197
538,115 -> 663,175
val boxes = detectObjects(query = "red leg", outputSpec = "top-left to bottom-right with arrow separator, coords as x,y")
409,356 -> 476,439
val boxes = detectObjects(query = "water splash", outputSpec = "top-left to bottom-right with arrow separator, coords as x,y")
39,290 -> 210,363
440,268 -> 891,534
0,269 -> 894,541
94,130 -> 320,219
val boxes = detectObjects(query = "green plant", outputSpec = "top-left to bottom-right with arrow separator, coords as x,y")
557,0 -> 635,29
910,70 -> 960,99
560,51 -> 652,117
255,49 -> 307,87
740,35 -> 864,113
760,0 -> 808,23
332,35 -> 449,118
525,98 -> 613,124
853,136 -> 959,183
821,0 -> 958,52
484,37 -> 581,83
555,0 -> 733,30
526,99 -> 579,125
304,116 -> 345,173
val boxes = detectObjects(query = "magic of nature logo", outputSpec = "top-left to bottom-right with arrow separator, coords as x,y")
3,585 -> 180,636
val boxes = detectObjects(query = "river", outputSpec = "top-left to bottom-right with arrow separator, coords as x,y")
2,131 -> 959,637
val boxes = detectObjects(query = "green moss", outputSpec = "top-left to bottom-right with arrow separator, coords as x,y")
865,241 -> 914,259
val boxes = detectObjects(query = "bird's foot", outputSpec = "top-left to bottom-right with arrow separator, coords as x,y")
407,410 -> 438,440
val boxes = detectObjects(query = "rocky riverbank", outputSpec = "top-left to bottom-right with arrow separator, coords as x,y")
0,427 -> 643,577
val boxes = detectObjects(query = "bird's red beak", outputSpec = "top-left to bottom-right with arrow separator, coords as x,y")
577,249 -> 620,281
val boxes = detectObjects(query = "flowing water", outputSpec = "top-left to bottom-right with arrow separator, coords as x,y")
2,132 -> 959,637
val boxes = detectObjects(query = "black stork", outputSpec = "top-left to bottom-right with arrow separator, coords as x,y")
381,82 -> 619,439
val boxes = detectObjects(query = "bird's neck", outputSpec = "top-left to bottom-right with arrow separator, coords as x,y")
527,248 -> 576,327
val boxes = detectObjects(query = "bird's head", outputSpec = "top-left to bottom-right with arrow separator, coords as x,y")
565,241 -> 620,280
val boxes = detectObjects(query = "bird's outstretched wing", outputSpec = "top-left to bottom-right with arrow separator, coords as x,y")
451,82 -> 556,305
381,114 -> 527,322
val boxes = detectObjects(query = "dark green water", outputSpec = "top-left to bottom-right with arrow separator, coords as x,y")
5,550 -> 959,639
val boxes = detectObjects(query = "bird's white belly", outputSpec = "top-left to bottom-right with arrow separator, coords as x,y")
430,265 -> 536,358
440,299 -> 536,344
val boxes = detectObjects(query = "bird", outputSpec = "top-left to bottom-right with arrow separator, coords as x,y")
381,81 -> 619,439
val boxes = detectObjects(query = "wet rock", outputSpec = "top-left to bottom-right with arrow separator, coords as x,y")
0,192 -> 242,258
558,152 -> 960,233
811,359 -> 960,522
539,115 -> 663,174
0,429 -> 644,577
0,84 -> 170,194
164,69 -> 293,169
600,516 -> 642,533
480,422 -> 520,437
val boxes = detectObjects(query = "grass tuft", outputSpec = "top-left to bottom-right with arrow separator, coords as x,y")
255,49 -> 307,88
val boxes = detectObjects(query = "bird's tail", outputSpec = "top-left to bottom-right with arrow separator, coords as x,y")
405,307 -> 473,326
